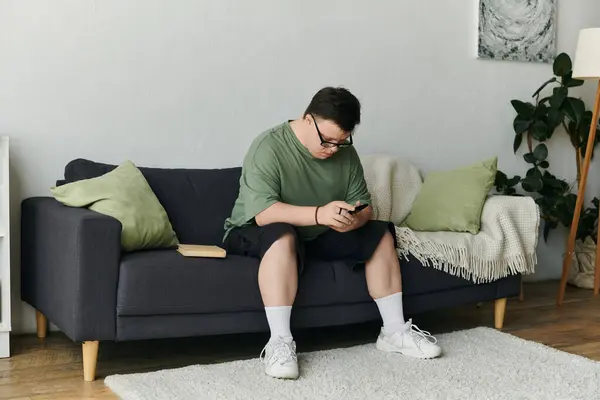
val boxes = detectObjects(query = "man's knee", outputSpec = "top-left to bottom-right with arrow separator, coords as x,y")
263,223 -> 298,255
380,230 -> 394,246
374,223 -> 397,250
270,232 -> 296,252
365,228 -> 397,263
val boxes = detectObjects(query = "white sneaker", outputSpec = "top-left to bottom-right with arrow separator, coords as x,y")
259,336 -> 299,379
376,319 -> 442,359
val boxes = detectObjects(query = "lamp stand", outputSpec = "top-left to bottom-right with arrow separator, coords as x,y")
557,80 -> 600,305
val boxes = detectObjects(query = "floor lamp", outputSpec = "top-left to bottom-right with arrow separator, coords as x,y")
558,27 -> 600,306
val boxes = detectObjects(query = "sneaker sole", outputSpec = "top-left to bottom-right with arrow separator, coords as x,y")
376,338 -> 442,359
265,367 -> 299,380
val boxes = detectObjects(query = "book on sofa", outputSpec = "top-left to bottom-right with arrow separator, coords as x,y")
177,244 -> 227,258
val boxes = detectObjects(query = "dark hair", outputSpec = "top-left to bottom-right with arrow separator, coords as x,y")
304,87 -> 361,133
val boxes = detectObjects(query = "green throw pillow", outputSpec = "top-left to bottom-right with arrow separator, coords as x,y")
51,160 -> 179,252
404,157 -> 498,234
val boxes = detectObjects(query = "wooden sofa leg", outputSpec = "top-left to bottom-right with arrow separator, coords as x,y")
36,310 -> 47,339
82,341 -> 99,382
494,298 -> 507,329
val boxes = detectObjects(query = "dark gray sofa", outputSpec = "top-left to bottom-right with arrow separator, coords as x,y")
21,158 -> 521,381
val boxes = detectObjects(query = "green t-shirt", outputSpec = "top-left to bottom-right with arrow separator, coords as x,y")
223,121 -> 371,241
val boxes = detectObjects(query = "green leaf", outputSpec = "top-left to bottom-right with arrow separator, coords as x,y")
539,96 -> 552,105
550,87 -> 568,109
526,167 -> 535,177
576,201 -> 599,240
534,103 -> 549,118
511,100 -> 535,119
561,71 -> 572,86
513,115 -> 532,135
563,72 -> 585,87
524,153 -> 537,164
539,160 -> 550,169
495,170 -> 508,187
525,167 -> 542,180
568,120 -> 580,147
568,79 -> 585,88
547,108 -> 564,129
521,176 -> 544,192
538,173 -> 569,196
507,176 -> 522,186
513,133 -> 523,154
542,172 -> 569,190
494,170 -> 521,196
578,112 -> 597,158
562,97 -> 586,124
531,120 -> 549,141
532,77 -> 558,99
579,113 -> 592,137
533,143 -> 548,161
553,53 -> 572,77
560,194 -> 578,226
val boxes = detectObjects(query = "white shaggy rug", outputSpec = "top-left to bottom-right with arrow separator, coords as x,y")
105,327 -> 600,400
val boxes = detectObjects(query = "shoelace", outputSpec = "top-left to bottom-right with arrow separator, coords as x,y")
407,321 -> 438,344
260,338 -> 297,366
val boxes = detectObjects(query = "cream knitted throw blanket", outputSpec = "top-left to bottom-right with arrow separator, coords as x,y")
361,155 -> 539,283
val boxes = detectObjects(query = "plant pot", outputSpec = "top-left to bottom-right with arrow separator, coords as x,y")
569,236 -> 597,289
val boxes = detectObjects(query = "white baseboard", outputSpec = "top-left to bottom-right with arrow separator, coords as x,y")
0,331 -> 9,358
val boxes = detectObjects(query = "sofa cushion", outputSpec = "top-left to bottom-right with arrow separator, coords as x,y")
116,250 -> 474,317
52,160 -> 179,251
116,250 -> 375,317
404,157 -> 497,234
63,158 -> 242,245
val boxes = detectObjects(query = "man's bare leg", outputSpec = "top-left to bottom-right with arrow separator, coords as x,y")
365,231 -> 406,334
365,231 -> 402,299
258,232 -> 300,379
259,232 -> 298,307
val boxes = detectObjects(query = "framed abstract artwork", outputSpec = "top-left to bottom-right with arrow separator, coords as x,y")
478,0 -> 557,63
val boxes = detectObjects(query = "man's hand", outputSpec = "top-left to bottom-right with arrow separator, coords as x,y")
316,201 -> 370,233
335,201 -> 371,232
316,201 -> 356,230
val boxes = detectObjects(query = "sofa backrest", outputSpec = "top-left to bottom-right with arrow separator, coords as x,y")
63,159 -> 242,246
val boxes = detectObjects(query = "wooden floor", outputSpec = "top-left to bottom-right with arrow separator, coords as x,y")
1,281 -> 600,399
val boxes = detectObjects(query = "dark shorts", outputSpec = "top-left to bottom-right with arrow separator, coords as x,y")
223,220 -> 396,274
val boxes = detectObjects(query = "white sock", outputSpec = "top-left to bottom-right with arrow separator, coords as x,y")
265,306 -> 293,341
374,292 -> 406,336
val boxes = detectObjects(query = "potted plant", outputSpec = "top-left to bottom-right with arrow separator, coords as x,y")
495,52 -> 600,288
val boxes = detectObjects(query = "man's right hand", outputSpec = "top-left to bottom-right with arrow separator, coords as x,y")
316,201 -> 356,229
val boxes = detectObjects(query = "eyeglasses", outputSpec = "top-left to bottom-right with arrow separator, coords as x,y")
311,114 -> 353,148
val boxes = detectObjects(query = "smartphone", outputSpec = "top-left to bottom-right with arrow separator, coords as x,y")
349,203 -> 369,214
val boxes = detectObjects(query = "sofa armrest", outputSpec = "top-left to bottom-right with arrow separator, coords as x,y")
21,197 -> 122,342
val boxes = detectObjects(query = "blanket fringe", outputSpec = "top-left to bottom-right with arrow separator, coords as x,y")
395,227 -> 537,284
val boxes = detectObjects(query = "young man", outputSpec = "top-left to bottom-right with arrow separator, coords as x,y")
223,87 -> 442,380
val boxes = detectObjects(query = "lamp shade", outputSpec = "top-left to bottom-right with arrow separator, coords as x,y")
572,28 -> 600,80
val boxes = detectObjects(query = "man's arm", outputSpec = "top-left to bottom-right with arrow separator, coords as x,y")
255,203 -> 317,227
256,200 -> 359,229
